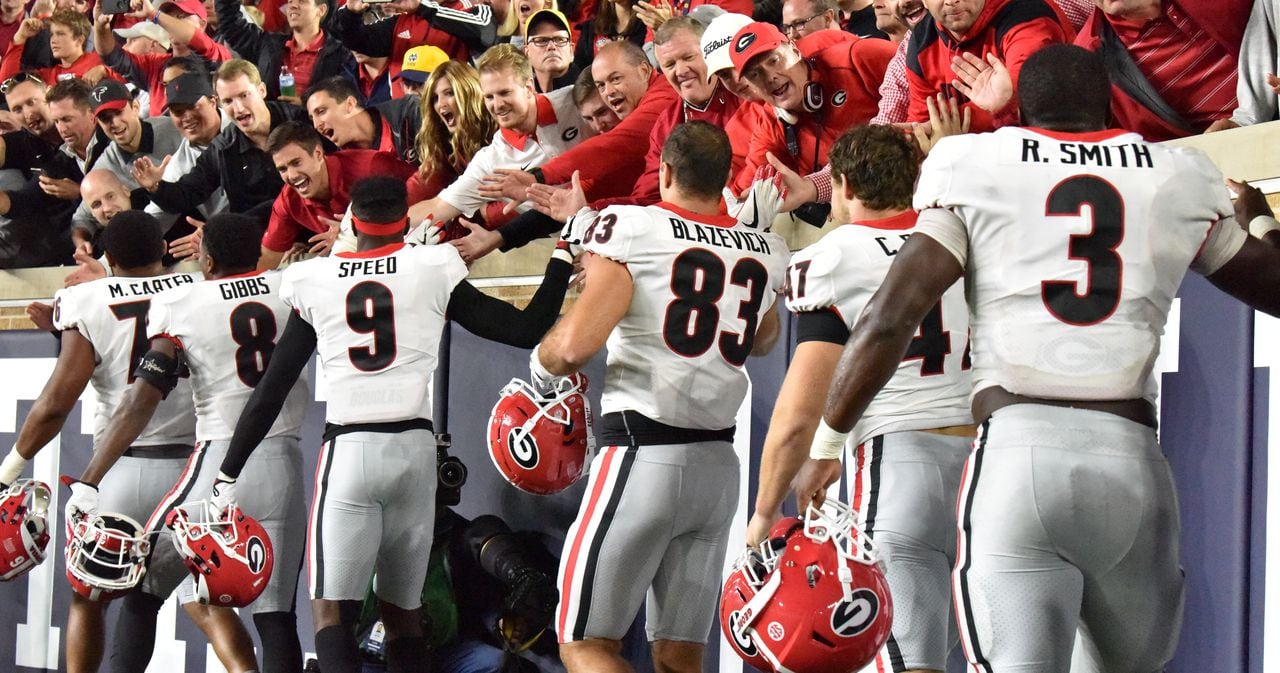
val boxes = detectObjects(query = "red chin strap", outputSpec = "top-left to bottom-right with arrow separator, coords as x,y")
352,216 -> 408,236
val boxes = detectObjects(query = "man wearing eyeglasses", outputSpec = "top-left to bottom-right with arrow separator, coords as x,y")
781,0 -> 842,40
525,8 -> 580,94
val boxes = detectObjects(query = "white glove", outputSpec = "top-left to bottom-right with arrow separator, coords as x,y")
210,473 -> 237,514
732,165 -> 787,231
554,207 -> 597,264
406,217 -> 445,247
64,479 -> 99,525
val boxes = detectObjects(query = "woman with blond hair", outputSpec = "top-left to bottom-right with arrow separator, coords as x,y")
408,60 -> 497,239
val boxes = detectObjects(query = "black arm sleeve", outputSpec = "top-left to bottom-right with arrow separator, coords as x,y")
333,8 -> 398,58
497,210 -> 565,252
220,312 -> 316,479
446,257 -> 572,348
795,308 -> 851,345
150,148 -> 219,214
216,0 -> 266,61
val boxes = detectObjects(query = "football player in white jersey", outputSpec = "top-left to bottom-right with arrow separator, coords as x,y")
215,175 -> 575,673
73,214 -> 311,673
531,121 -> 788,673
749,124 -> 973,673
794,45 -> 1280,673
0,213 -> 250,673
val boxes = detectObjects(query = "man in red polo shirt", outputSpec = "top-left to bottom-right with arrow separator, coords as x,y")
905,0 -> 1072,131
216,0 -> 352,101
260,121 -> 414,269
1077,0 -> 1249,140
729,21 -> 893,219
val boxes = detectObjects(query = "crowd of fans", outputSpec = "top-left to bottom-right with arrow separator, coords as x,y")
0,0 -> 1273,271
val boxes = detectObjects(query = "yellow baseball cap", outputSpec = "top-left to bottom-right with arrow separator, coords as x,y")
524,8 -> 572,39
399,46 -> 450,84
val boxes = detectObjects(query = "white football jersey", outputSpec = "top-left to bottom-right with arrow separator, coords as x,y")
584,202 -> 788,430
147,271 -> 310,441
51,273 -> 198,447
786,212 -> 972,445
914,127 -> 1241,401
280,242 -> 468,424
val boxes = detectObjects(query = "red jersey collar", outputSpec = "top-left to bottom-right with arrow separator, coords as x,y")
659,201 -> 736,228
499,95 -> 557,151
1023,126 -> 1133,142
336,242 -> 406,258
286,31 -> 325,54
853,210 -> 918,231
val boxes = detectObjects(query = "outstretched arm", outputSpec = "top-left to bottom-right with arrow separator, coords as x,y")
536,252 -> 633,375
218,312 -> 316,479
80,337 -> 181,485
1205,234 -> 1280,316
0,330 -> 96,485
447,256 -> 574,348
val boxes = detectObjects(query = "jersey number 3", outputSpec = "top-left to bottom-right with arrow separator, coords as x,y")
662,249 -> 769,367
1041,176 -> 1124,326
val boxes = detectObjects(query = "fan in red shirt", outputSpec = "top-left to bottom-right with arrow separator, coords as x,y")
594,16 -> 747,207
1,9 -> 116,84
260,122 -> 415,270
904,0 -> 1073,131
1075,0 -> 1249,140
729,22 -> 894,200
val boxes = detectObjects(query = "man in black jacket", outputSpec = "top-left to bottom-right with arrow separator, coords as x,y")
303,75 -> 421,164
215,0 -> 353,102
137,59 -> 308,229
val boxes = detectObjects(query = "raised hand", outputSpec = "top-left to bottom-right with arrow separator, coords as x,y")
528,170 -> 588,224
132,155 -> 172,192
732,164 -> 787,231
448,218 -> 503,264
950,51 -> 1012,114
912,94 -> 971,156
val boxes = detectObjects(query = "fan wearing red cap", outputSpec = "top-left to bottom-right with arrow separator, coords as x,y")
727,20 -> 893,202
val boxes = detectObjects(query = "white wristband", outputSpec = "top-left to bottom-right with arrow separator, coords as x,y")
0,447 -> 29,486
808,419 -> 850,461
1249,215 -> 1280,240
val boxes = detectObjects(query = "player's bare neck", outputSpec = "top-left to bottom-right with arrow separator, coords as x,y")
356,235 -> 402,252
669,194 -> 723,217
209,266 -> 255,280
114,262 -> 168,279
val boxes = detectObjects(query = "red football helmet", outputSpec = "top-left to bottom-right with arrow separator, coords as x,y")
720,547 -> 777,672
734,502 -> 893,673
487,373 -> 594,495
166,500 -> 274,608
0,480 -> 52,581
65,512 -> 150,601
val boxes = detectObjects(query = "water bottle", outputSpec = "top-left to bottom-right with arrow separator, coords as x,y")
279,65 -> 296,99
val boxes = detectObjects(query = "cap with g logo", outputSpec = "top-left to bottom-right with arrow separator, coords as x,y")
729,22 -> 788,77
700,12 -> 754,82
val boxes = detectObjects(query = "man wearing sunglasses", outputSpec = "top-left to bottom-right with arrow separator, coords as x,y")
525,8 -> 579,94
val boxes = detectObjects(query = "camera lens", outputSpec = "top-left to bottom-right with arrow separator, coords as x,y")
438,457 -> 468,489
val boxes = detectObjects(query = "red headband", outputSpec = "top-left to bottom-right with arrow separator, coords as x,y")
352,215 -> 408,236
